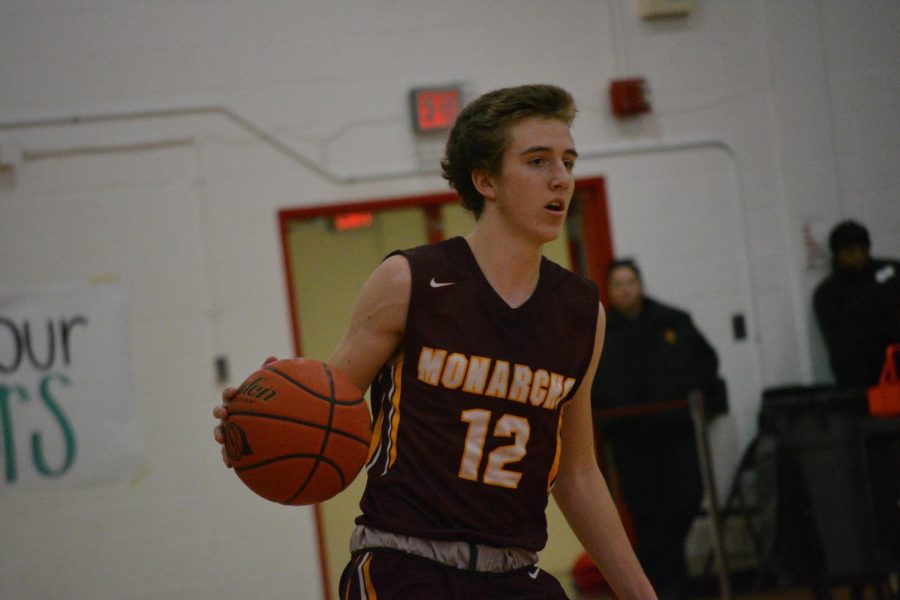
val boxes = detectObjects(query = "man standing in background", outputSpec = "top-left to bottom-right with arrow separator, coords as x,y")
592,258 -> 723,600
814,220 -> 900,388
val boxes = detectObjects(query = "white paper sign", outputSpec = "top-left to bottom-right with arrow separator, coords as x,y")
0,284 -> 143,492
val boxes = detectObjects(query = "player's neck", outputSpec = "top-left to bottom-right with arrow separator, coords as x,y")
465,225 -> 543,309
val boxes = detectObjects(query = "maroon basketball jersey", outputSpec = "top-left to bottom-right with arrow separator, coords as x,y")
358,237 -> 599,551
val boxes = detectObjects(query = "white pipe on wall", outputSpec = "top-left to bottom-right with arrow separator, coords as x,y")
0,105 -> 733,184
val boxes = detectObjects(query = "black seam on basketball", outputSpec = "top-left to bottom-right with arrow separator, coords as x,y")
234,452 -> 320,471
226,411 -> 371,447
265,363 -> 363,406
320,363 -> 336,457
234,452 -> 346,489
265,365 -> 330,399
273,362 -> 339,505
326,398 -> 364,406
288,456 -> 319,503
284,363 -> 337,504
288,455 -> 345,504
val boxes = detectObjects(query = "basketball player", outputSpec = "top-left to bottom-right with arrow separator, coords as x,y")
215,84 -> 655,599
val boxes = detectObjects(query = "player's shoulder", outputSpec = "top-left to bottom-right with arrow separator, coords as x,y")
373,253 -> 411,284
389,238 -> 470,284
393,237 -> 461,261
541,255 -> 598,297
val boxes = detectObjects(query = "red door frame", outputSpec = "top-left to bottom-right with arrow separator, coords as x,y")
573,178 -> 614,302
279,190 -> 458,362
277,176 -> 612,600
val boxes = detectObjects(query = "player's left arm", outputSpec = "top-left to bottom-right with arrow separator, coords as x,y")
551,303 -> 657,600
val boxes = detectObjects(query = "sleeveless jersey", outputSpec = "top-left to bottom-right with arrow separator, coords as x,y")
357,237 -> 599,551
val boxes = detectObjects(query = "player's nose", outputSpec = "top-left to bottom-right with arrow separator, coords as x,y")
549,160 -> 571,189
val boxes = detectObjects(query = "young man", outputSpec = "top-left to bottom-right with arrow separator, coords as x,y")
215,84 -> 655,599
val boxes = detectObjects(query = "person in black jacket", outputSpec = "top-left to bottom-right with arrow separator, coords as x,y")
592,258 -> 721,600
813,220 -> 900,388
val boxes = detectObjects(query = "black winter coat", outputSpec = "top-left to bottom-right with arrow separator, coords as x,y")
591,297 -> 721,422
813,258 -> 900,387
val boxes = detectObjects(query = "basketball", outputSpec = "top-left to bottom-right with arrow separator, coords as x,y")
223,357 -> 371,505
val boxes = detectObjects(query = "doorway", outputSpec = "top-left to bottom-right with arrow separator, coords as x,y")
278,178 -> 612,598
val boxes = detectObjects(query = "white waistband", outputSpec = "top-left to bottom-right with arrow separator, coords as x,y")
349,525 -> 538,573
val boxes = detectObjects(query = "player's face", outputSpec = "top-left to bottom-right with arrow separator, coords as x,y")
481,117 -> 577,244
607,267 -> 643,316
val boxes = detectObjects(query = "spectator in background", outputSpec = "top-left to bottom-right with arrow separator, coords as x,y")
813,220 -> 900,388
592,258 -> 723,600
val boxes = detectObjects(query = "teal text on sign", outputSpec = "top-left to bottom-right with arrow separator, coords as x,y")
0,315 -> 85,483
0,375 -> 77,482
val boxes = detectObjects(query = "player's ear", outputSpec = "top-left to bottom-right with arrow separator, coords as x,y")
471,169 -> 497,201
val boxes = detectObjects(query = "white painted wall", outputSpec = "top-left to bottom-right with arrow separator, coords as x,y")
1,1 -> 897,598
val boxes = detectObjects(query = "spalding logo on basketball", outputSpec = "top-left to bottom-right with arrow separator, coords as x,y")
223,422 -> 253,461
224,358 -> 372,505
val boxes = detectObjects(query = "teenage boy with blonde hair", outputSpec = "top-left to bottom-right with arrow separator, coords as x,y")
216,84 -> 655,599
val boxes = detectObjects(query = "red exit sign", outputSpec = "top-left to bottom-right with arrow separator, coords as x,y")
410,86 -> 461,133
332,211 -> 373,231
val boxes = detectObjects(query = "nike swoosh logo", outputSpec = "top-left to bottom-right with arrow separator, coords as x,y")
429,278 -> 456,288
528,567 -> 540,579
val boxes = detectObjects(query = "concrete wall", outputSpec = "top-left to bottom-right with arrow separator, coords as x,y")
1,1 -> 898,598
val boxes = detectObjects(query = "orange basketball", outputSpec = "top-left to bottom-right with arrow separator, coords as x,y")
223,358 -> 371,505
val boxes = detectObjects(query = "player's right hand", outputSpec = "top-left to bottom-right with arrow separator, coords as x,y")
213,356 -> 279,468
213,386 -> 238,468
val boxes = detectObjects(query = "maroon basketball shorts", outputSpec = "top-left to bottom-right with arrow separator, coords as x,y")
339,549 -> 569,600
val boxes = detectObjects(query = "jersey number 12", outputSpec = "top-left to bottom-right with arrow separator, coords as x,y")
458,409 -> 530,489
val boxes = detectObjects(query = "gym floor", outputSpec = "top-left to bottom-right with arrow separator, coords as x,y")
571,573 -> 900,600
578,588 -> 888,600
721,586 -> 893,599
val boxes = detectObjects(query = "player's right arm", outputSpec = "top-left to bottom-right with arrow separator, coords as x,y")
213,255 -> 410,467
327,253 -> 410,393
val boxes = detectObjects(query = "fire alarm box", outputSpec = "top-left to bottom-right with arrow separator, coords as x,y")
636,0 -> 694,19
609,78 -> 651,117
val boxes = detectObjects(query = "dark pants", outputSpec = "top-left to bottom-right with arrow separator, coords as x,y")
339,549 -> 569,600
609,419 -> 703,600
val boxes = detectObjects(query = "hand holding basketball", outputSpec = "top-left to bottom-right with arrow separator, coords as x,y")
213,356 -> 277,468
218,357 -> 372,505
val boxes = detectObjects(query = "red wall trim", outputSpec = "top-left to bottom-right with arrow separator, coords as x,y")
576,177 -> 615,304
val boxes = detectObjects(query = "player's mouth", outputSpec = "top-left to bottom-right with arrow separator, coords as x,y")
544,199 -> 566,213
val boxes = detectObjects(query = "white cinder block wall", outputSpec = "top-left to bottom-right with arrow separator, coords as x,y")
1,1 -> 898,599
